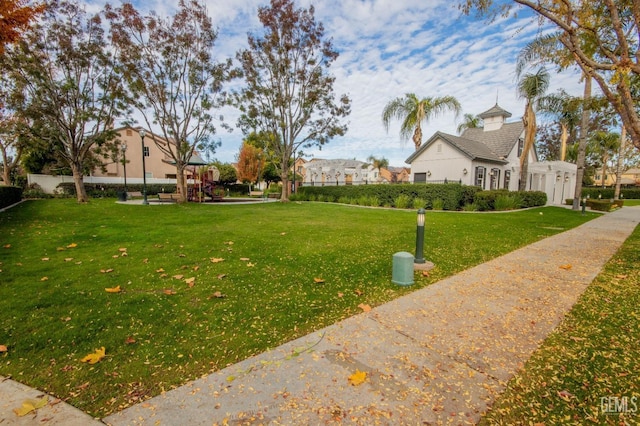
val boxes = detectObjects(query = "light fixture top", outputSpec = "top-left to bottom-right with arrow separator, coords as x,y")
139,129 -> 146,138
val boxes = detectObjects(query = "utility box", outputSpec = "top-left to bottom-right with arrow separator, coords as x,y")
392,251 -> 414,286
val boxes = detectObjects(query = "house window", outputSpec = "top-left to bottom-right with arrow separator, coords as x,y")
126,129 -> 132,136
143,146 -> 150,157
414,172 -> 427,183
504,170 -> 511,189
474,167 -> 485,188
437,143 -> 442,153
517,138 -> 524,157
490,168 -> 500,189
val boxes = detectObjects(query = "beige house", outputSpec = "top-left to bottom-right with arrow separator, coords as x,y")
93,126 -> 188,180
593,167 -> 640,187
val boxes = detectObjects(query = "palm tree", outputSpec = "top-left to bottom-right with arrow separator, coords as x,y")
591,131 -> 620,187
457,113 -> 482,134
517,67 -> 550,191
366,155 -> 389,170
382,94 -> 461,150
537,90 -> 582,161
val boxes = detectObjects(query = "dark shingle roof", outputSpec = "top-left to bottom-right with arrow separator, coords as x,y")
478,103 -> 512,119
461,121 -> 524,158
405,131 -> 508,164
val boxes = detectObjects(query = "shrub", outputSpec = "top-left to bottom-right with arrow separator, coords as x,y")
337,196 -> 350,205
412,197 -> 426,209
494,194 -> 523,211
432,198 -> 444,210
367,196 -> 380,207
23,184 -> 52,200
462,202 -> 478,211
57,182 -> 177,198
394,194 -> 411,209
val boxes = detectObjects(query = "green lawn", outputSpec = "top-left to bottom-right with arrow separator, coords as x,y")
0,199 -> 598,417
480,213 -> 640,425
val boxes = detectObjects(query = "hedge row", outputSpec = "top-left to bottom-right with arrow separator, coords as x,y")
295,184 -> 547,211
57,183 -> 177,198
581,187 -> 640,200
0,186 -> 22,209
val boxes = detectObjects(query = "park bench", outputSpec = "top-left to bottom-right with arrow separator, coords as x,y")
158,193 -> 180,202
249,191 -> 264,197
126,191 -> 143,199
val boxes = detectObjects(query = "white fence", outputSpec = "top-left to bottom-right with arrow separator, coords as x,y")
28,174 -> 179,194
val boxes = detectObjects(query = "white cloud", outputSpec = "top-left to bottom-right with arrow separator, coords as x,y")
87,0 -> 586,166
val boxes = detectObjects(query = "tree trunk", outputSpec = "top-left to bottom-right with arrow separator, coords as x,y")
412,126 -> 422,150
601,157 -> 607,188
560,124 -> 568,161
614,125 -> 626,200
176,163 -> 188,203
572,74 -> 591,210
70,162 -> 88,203
1,166 -> 10,186
519,104 -> 535,192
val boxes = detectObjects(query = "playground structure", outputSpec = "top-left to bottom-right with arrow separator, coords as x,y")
187,166 -> 225,202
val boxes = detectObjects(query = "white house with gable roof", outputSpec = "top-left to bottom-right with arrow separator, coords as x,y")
405,104 -> 577,205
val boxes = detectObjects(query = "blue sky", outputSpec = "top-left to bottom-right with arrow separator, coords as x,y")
89,0 -> 585,167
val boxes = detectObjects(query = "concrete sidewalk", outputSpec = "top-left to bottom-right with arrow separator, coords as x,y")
2,207 -> 639,425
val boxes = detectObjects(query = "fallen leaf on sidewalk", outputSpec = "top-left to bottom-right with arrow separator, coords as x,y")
13,396 -> 48,417
348,370 -> 367,386
559,264 -> 572,270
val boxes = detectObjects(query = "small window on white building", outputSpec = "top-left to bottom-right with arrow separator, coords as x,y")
490,168 -> 500,190
414,172 -> 427,183
504,170 -> 511,189
437,143 -> 442,153
475,167 -> 485,188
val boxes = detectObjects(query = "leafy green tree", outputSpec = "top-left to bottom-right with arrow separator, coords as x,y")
382,93 -> 460,150
6,0 -> 127,202
106,0 -> 233,203
460,1 -> 640,151
517,67 -> 550,191
537,90 -> 582,161
366,155 -> 389,170
211,161 -> 237,185
235,0 -> 351,202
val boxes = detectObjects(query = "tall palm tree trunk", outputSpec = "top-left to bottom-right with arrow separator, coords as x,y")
572,74 -> 591,210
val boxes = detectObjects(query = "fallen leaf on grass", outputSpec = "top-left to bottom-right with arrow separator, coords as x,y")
422,270 -> 429,277
337,292 -> 344,298
41,257 -> 49,261
80,347 -> 105,364
125,337 -> 136,345
246,262 -> 255,267
67,243 -> 77,248
163,289 -> 176,295
217,274 -> 227,280
3,244 -> 10,249
13,396 -> 48,417
193,265 -> 199,271
210,258 -> 224,263
118,248 -> 127,252
313,277 -> 325,284
156,268 -> 165,273
557,390 -> 574,401
208,291 -> 225,299
40,277 -> 48,281
616,274 -> 628,279
100,268 -> 114,274
105,285 -> 121,293
64,258 -> 73,262
185,277 -> 195,287
358,303 -> 372,312
354,289 -> 363,296
0,344 -> 7,353
559,264 -> 572,270
224,241 -> 234,245
348,370 -> 367,386
172,274 -> 184,280
56,247 -> 65,251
